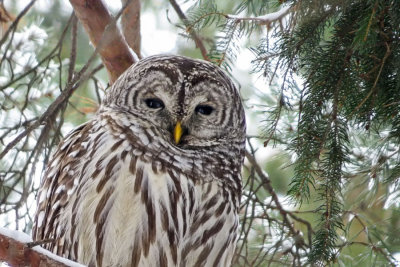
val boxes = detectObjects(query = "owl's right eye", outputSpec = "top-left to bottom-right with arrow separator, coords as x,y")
145,98 -> 165,109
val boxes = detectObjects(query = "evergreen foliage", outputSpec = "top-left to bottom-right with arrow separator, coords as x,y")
184,0 -> 399,265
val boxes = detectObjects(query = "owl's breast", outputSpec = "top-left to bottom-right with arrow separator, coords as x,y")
70,149 -> 237,266
55,116 -> 240,266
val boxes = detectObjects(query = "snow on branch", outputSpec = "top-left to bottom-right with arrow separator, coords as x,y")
0,227 -> 84,266
227,6 -> 291,26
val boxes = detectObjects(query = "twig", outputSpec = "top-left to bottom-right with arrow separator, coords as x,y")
245,150 -> 303,243
26,239 -> 55,248
67,15 -> 78,82
352,42 -> 391,115
0,0 -> 36,49
0,44 -> 103,160
0,230 -> 82,266
0,14 -> 74,91
168,0 -> 210,61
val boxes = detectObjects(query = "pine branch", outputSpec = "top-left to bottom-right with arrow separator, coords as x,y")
209,19 -> 241,68
352,41 -> 391,116
263,94 -> 285,147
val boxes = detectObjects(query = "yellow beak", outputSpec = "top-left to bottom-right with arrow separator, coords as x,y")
174,121 -> 183,144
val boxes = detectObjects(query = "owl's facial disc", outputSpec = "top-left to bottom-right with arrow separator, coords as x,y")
139,80 -> 223,147
107,57 -> 245,149
102,55 -> 245,150
141,93 -> 222,147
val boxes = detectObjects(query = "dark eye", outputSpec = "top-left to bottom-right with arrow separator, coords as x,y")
195,105 -> 214,115
145,98 -> 164,109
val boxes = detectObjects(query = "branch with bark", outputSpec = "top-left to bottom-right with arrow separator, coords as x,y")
121,0 -> 142,59
69,0 -> 137,83
0,228 -> 83,266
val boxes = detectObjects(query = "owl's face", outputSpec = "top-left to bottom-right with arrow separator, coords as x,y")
103,55 -> 246,149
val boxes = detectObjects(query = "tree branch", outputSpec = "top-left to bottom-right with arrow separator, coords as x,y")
121,0 -> 142,59
0,55 -> 103,161
227,5 -> 292,26
0,228 -> 83,266
0,0 -> 36,49
168,0 -> 209,61
69,0 -> 135,83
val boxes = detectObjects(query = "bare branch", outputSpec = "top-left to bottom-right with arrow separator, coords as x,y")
67,15 -> 78,82
0,0 -> 36,49
69,0 -> 135,83
244,150 -> 302,242
121,0 -> 142,59
0,52 -> 103,161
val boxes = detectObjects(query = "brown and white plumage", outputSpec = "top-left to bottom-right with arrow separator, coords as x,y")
33,55 -> 246,266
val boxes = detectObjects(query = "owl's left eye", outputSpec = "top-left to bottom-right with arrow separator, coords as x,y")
145,98 -> 164,109
195,105 -> 214,115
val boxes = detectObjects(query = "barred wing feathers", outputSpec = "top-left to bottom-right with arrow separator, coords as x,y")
33,114 -> 239,266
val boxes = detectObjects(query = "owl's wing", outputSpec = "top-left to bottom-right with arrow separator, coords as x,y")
33,121 -> 92,258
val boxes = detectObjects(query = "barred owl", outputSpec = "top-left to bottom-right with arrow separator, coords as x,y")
33,55 -> 246,267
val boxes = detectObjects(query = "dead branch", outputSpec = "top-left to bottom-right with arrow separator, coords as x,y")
121,0 -> 142,59
69,0 -> 135,83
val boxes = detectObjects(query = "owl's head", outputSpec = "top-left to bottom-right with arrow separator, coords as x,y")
103,55 -> 246,149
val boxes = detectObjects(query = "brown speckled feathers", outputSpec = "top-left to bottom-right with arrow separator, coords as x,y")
33,55 -> 246,267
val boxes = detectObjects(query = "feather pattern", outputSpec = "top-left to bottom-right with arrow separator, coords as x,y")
33,55 -> 245,267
